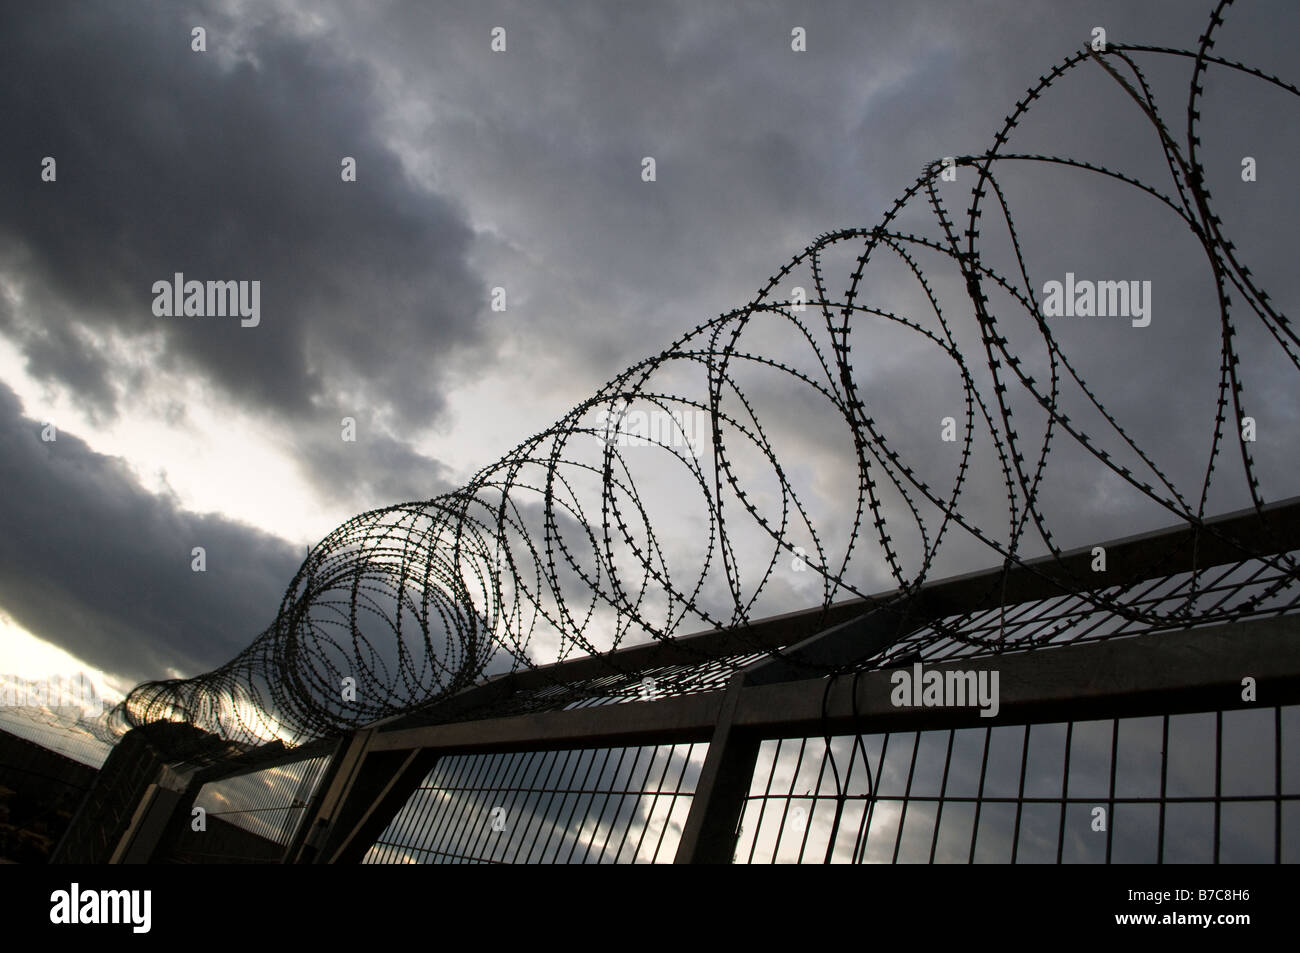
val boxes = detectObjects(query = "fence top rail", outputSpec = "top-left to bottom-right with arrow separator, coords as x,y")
176,735 -> 340,786
365,614 -> 1300,754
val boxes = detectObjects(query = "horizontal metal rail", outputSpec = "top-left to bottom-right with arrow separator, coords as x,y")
366,615 -> 1299,754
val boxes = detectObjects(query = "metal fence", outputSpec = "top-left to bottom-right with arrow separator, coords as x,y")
192,754 -> 331,846
55,498 -> 1300,864
734,705 -> 1297,864
365,743 -> 705,864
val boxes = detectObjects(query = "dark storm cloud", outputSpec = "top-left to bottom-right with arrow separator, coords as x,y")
0,381 -> 301,683
0,0 -> 485,430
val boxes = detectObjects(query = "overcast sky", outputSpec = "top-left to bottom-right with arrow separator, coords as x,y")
0,0 -> 1296,704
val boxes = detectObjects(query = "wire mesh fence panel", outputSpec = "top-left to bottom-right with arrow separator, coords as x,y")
192,754 -> 331,846
364,742 -> 706,864
0,705 -> 114,768
734,704 -> 1297,863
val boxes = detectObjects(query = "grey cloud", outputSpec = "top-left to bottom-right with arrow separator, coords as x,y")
293,421 -> 458,510
0,0 -> 486,431
0,380 -> 301,684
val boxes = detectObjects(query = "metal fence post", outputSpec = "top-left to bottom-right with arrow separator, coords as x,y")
674,672 -> 759,863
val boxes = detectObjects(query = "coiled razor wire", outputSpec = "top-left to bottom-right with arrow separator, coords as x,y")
101,1 -> 1298,757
